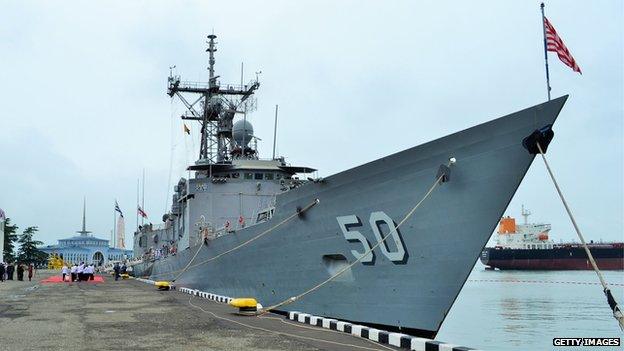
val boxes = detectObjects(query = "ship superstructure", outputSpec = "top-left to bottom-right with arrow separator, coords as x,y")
495,205 -> 554,250
135,35 -> 315,252
132,35 -> 571,338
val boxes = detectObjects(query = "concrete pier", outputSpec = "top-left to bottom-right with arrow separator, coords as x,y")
0,271 -> 396,351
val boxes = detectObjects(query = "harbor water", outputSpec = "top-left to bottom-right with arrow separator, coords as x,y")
437,263 -> 624,350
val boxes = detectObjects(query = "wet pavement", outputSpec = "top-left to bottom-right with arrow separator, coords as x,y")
0,270 -> 396,351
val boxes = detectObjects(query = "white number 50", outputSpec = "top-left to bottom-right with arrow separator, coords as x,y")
336,211 -> 408,264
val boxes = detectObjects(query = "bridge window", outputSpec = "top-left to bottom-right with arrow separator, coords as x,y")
254,173 -> 263,180
265,173 -> 274,180
244,173 -> 253,180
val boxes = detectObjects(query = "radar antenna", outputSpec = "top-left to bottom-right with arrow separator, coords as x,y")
167,34 -> 260,165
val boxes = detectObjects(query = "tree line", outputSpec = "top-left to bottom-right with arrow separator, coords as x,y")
3,218 -> 48,265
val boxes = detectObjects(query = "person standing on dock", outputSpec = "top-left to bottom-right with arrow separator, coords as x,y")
76,262 -> 84,281
70,264 -> 77,282
61,264 -> 69,282
7,262 -> 14,280
16,264 -> 24,281
27,264 -> 34,282
86,264 -> 94,281
113,262 -> 120,281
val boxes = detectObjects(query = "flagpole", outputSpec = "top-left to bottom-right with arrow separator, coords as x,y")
142,169 -> 145,226
136,178 -> 139,233
540,2 -> 552,101
113,207 -> 117,249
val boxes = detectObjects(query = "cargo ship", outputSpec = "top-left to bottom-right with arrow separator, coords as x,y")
481,206 -> 624,270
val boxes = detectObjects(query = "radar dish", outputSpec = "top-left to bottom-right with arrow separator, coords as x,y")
232,119 -> 254,147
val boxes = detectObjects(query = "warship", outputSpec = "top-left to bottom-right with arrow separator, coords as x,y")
132,35 -> 569,338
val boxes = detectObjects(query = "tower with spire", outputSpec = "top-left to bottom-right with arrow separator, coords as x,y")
38,197 -> 132,266
77,197 -> 92,236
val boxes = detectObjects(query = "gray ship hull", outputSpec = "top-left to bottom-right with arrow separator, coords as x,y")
134,96 -> 568,337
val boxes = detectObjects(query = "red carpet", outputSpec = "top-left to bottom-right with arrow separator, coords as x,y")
41,275 -> 105,283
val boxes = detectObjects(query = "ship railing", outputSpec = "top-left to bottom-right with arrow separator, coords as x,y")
176,80 -> 254,92
177,80 -> 210,89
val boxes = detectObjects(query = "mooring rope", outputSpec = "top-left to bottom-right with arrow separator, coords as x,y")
149,198 -> 320,281
171,242 -> 204,282
537,142 -> 624,330
258,162 -> 452,315
186,295 -> 391,351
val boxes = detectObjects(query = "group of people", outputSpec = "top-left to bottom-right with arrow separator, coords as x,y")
145,241 -> 177,261
0,262 -> 35,282
61,262 -> 96,282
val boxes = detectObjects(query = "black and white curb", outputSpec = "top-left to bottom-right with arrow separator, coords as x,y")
288,312 -> 481,351
131,281 -> 479,350
178,287 -> 234,304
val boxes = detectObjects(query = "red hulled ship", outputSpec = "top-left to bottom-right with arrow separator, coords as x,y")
480,206 -> 624,270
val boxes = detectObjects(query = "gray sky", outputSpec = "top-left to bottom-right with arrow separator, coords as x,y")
1,1 -> 622,249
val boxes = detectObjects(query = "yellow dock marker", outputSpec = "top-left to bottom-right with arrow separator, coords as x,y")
228,298 -> 258,315
155,281 -> 171,290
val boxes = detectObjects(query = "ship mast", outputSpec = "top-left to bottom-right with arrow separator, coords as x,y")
521,205 -> 531,225
167,34 -> 260,165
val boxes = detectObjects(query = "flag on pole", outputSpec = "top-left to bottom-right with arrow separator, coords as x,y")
183,123 -> 191,135
0,208 -> 5,221
544,17 -> 582,74
114,200 -> 124,218
137,205 -> 148,219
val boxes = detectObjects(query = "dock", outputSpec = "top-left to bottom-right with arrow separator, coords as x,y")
0,271 -> 400,351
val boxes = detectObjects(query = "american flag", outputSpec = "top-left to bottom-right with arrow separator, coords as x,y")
114,200 -> 124,218
544,17 -> 581,74
137,205 -> 148,219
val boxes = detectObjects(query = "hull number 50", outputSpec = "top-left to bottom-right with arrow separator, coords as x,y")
336,211 -> 408,265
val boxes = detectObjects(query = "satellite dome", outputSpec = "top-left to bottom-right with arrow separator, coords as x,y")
232,119 -> 254,147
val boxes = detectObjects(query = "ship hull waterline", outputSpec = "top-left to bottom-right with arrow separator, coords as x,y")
134,96 -> 569,338
481,246 -> 624,270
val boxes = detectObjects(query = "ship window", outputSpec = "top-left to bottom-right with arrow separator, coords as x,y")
254,173 -> 263,180
265,173 -> 274,180
244,173 -> 253,180
232,172 -> 240,179
276,174 -> 282,179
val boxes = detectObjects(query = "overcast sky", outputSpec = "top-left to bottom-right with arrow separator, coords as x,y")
0,1 -> 622,249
